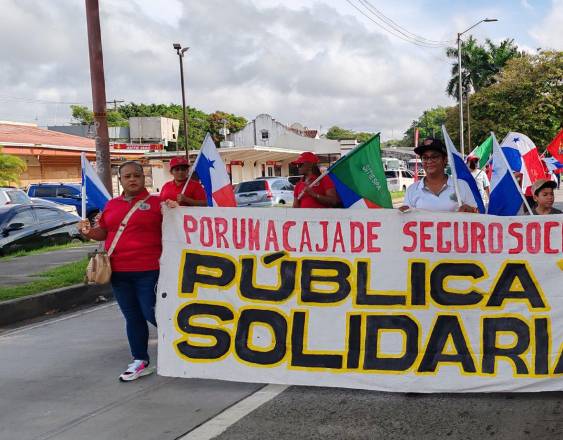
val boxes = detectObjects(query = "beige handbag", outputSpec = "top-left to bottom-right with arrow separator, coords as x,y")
86,195 -> 150,284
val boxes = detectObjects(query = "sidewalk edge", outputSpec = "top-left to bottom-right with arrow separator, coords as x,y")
0,283 -> 113,327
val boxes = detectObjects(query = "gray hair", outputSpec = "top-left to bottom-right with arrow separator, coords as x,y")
118,161 -> 144,176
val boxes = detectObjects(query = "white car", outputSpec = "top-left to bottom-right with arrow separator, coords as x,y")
0,187 -> 32,205
385,170 -> 415,192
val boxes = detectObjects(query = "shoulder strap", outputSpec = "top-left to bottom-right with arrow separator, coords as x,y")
107,194 -> 151,257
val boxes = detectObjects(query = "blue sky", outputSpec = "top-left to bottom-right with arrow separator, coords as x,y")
0,0 -> 560,140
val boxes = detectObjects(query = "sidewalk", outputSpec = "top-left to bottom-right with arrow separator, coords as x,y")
0,244 -> 97,287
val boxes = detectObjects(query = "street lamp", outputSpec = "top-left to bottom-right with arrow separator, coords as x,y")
457,18 -> 497,157
173,43 -> 190,154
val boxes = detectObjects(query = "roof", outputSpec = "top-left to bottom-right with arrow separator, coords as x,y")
0,122 -> 95,148
0,122 -> 141,157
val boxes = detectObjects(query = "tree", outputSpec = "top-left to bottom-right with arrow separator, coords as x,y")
0,147 -> 26,186
446,37 -> 521,100
445,51 -> 563,151
325,126 -> 375,142
70,105 -> 94,125
399,107 -> 448,148
207,111 -> 248,144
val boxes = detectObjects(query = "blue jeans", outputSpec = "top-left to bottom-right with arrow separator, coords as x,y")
111,270 -> 159,362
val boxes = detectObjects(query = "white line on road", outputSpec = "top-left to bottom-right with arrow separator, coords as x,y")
178,384 -> 288,440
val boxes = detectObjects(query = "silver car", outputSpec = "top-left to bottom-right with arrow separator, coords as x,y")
235,178 -> 294,207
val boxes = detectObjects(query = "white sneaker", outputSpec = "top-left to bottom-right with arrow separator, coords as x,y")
119,360 -> 154,382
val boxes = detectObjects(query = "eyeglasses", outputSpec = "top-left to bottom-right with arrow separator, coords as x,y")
421,154 -> 443,163
172,166 -> 189,171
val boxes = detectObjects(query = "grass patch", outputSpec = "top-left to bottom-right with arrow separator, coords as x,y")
0,257 -> 89,302
0,241 -> 90,261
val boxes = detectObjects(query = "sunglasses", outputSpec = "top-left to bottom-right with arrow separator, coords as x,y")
172,165 -> 189,171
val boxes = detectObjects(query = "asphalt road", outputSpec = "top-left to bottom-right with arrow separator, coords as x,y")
0,303 -> 260,440
3,302 -> 563,440
0,243 -> 97,286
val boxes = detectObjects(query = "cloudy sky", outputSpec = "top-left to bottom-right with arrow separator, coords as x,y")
0,0 -> 561,139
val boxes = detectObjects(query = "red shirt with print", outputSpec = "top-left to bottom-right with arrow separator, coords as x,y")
98,189 -> 163,272
159,179 -> 206,205
294,175 -> 335,208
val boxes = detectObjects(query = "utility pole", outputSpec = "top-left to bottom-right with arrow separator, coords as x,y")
106,99 -> 124,111
85,0 -> 112,193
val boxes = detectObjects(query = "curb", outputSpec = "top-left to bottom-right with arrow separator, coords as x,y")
0,283 -> 113,327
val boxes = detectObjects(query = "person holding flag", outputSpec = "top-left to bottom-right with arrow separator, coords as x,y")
400,138 -> 477,213
292,152 -> 340,208
78,161 -> 162,382
160,156 -> 207,207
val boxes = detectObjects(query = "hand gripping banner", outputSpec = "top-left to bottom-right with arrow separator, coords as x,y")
157,207 -> 563,393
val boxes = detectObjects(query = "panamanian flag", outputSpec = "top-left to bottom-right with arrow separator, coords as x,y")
194,133 -> 236,207
500,132 -> 545,193
81,152 -> 111,212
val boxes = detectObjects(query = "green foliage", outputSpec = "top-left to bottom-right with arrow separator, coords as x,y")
445,51 -> 563,151
208,111 -> 248,144
69,103 -> 248,151
400,107 -> 448,149
446,37 -> 521,99
0,258 -> 89,302
326,126 -> 375,142
70,105 -> 94,125
0,146 -> 27,186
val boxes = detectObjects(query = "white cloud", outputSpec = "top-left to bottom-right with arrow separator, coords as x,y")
4,0 -> 544,141
530,0 -> 563,50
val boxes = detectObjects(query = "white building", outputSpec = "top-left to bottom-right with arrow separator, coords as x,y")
221,113 -> 342,183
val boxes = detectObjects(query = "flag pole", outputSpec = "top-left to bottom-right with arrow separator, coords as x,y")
181,140 -> 203,194
80,153 -> 87,220
442,125 -> 463,208
492,132 -> 534,214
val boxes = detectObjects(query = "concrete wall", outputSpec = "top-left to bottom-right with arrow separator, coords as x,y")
129,117 -> 179,143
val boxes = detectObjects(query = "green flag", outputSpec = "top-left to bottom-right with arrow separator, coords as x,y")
469,135 -> 493,168
328,133 -> 393,208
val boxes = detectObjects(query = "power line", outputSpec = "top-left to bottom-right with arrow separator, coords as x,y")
0,95 -> 89,105
345,0 -> 452,49
358,0 -> 453,46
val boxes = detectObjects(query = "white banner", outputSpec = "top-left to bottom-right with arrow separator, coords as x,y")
157,207 -> 563,393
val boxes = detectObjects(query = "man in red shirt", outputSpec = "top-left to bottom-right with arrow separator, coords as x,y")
292,152 -> 340,208
160,157 -> 207,207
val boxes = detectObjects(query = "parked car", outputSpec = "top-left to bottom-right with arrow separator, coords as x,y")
385,170 -> 415,192
30,198 -> 79,216
235,178 -> 294,207
287,176 -> 302,186
0,204 -> 83,256
27,183 -> 99,220
0,187 -> 32,206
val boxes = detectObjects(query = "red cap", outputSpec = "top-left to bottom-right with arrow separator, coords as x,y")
292,152 -> 319,164
169,156 -> 189,170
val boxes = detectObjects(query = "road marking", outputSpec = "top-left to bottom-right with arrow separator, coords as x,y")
178,384 -> 288,440
0,302 -> 117,338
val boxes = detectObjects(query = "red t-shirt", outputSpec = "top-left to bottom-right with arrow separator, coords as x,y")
159,179 -> 206,205
294,175 -> 335,208
98,189 -> 163,272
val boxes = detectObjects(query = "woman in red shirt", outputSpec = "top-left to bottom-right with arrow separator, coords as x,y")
292,152 -> 340,208
160,157 -> 207,207
78,161 -> 162,382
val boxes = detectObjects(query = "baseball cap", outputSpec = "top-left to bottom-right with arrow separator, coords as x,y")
414,138 -> 447,156
531,178 -> 556,195
169,156 -> 189,170
292,152 -> 319,164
